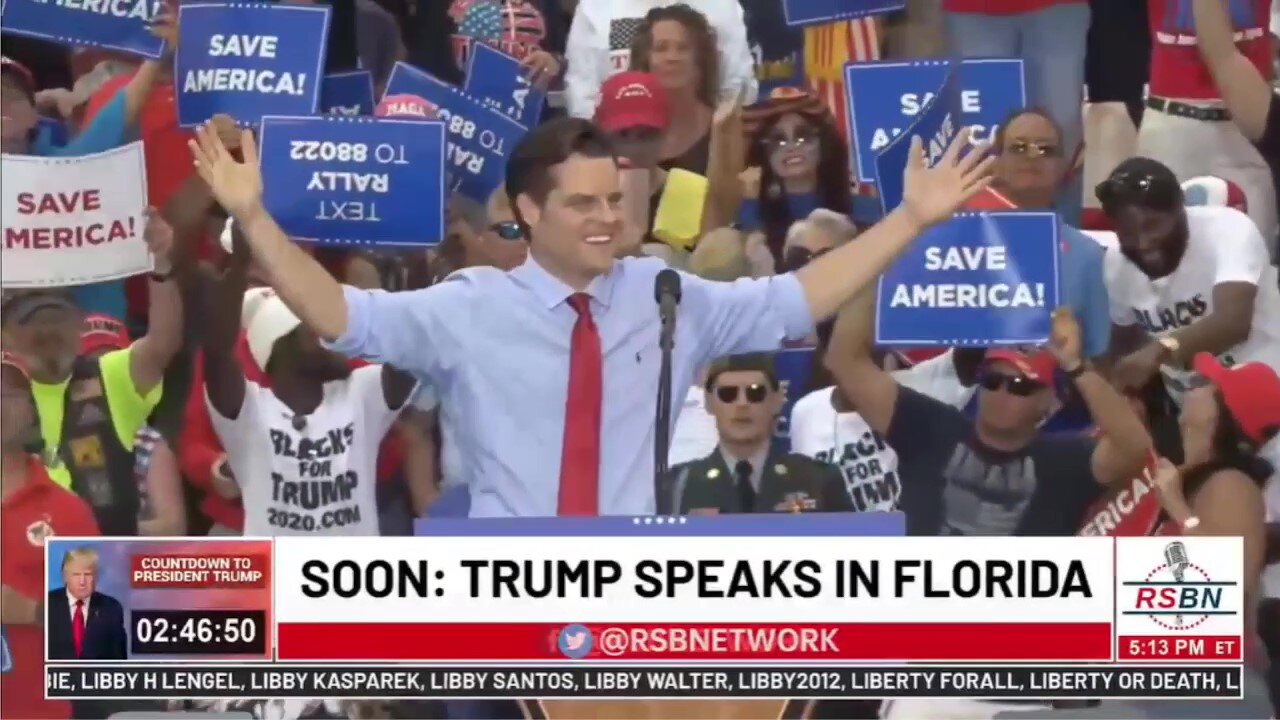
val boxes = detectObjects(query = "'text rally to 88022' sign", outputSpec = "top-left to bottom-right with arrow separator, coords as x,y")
258,116 -> 446,247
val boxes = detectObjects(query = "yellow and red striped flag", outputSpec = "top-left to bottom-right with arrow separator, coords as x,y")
804,17 -> 881,194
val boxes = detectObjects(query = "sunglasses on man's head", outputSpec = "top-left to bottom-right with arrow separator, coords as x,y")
488,221 -> 523,241
715,383 -> 770,404
978,372 -> 1045,397
1095,170 -> 1181,214
1004,140 -> 1060,158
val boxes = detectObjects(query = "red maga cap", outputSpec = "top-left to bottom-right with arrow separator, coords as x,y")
1193,353 -> 1280,447
982,349 -> 1058,385
595,71 -> 669,133
375,94 -> 440,120
80,313 -> 129,355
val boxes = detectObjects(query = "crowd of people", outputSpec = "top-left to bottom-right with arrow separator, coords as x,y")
3,0 -> 1280,718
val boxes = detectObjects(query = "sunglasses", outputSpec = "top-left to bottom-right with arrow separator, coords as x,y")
1005,140 -> 1060,158
762,131 -> 818,152
978,372 -> 1045,397
715,383 -> 770,404
781,246 -> 831,273
488,221 -> 523,241
1095,171 -> 1181,214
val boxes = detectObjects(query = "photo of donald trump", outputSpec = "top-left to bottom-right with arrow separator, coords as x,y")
47,546 -> 127,660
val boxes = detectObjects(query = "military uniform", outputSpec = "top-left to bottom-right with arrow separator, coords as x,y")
658,448 -> 853,515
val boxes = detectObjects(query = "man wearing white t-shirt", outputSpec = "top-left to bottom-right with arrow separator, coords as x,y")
204,238 -> 419,536
790,349 -> 985,512
1099,157 -> 1280,402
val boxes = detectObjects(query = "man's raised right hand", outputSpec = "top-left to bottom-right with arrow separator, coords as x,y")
188,123 -> 263,220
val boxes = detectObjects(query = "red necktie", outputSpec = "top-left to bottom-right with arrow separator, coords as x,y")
72,600 -> 85,657
557,293 -> 602,516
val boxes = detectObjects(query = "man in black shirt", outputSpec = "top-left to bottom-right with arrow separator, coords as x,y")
822,291 -> 1154,535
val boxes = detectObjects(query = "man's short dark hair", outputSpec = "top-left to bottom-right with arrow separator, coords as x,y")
504,117 -> 616,233
705,353 -> 780,391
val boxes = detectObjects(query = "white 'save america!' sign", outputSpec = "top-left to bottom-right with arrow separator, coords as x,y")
2,142 -> 151,288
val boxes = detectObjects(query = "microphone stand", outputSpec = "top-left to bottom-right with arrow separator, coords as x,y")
654,301 -> 677,503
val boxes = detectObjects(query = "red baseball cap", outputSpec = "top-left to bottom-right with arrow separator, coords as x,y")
80,314 -> 130,355
1193,353 -> 1280,448
1,350 -> 31,385
0,56 -> 35,98
982,349 -> 1058,385
595,72 -> 668,133
375,94 -> 439,120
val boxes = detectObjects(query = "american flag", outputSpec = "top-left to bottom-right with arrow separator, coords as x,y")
804,17 -> 881,195
449,0 -> 548,68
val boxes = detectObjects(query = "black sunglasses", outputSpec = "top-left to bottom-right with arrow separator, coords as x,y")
715,383 -> 770,404
978,372 -> 1045,397
488,221 -> 523,241
1005,140 -> 1061,158
1095,171 -> 1181,214
781,246 -> 831,273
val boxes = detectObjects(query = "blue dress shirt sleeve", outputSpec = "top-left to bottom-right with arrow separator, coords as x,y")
1061,227 -> 1111,360
681,271 -> 815,365
326,278 -> 472,383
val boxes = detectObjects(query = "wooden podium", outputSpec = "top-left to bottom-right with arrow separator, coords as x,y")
519,698 -> 815,719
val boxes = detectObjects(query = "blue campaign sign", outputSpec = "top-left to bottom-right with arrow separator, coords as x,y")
772,345 -> 815,454
416,513 -> 904,537
385,62 -> 529,204
258,115 -> 447,247
321,71 -> 375,116
846,58 -> 1026,183
873,65 -> 959,216
875,212 -> 1061,347
1,0 -> 165,58
782,0 -> 905,27
36,117 -> 68,148
174,2 -> 330,128
464,43 -> 546,128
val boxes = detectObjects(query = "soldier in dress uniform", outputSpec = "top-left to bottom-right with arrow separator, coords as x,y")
659,353 -> 852,515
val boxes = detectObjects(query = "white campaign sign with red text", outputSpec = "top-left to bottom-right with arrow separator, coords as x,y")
2,142 -> 150,288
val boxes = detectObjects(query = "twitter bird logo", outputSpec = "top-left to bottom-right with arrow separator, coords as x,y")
556,624 -> 593,659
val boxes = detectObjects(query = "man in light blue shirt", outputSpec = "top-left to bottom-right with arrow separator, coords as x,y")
186,118 -> 996,517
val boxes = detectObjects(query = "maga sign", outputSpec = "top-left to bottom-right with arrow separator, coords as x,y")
259,116 -> 446,247
782,0 -> 905,27
847,58 -> 1025,183
875,212 -> 1061,347
175,2 -> 329,127
384,62 -> 528,204
464,43 -> 546,128
321,71 -> 375,117
2,143 -> 151,287
1,0 -> 165,58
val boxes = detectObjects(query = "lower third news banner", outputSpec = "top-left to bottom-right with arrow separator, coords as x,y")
47,665 -> 1241,700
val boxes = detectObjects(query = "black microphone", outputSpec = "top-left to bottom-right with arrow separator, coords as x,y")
653,269 -> 682,498
655,268 -> 682,307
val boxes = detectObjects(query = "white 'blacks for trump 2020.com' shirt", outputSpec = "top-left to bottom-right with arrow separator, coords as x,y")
208,366 -> 409,536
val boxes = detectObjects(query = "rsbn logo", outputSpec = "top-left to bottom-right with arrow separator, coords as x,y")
1123,541 -> 1238,631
